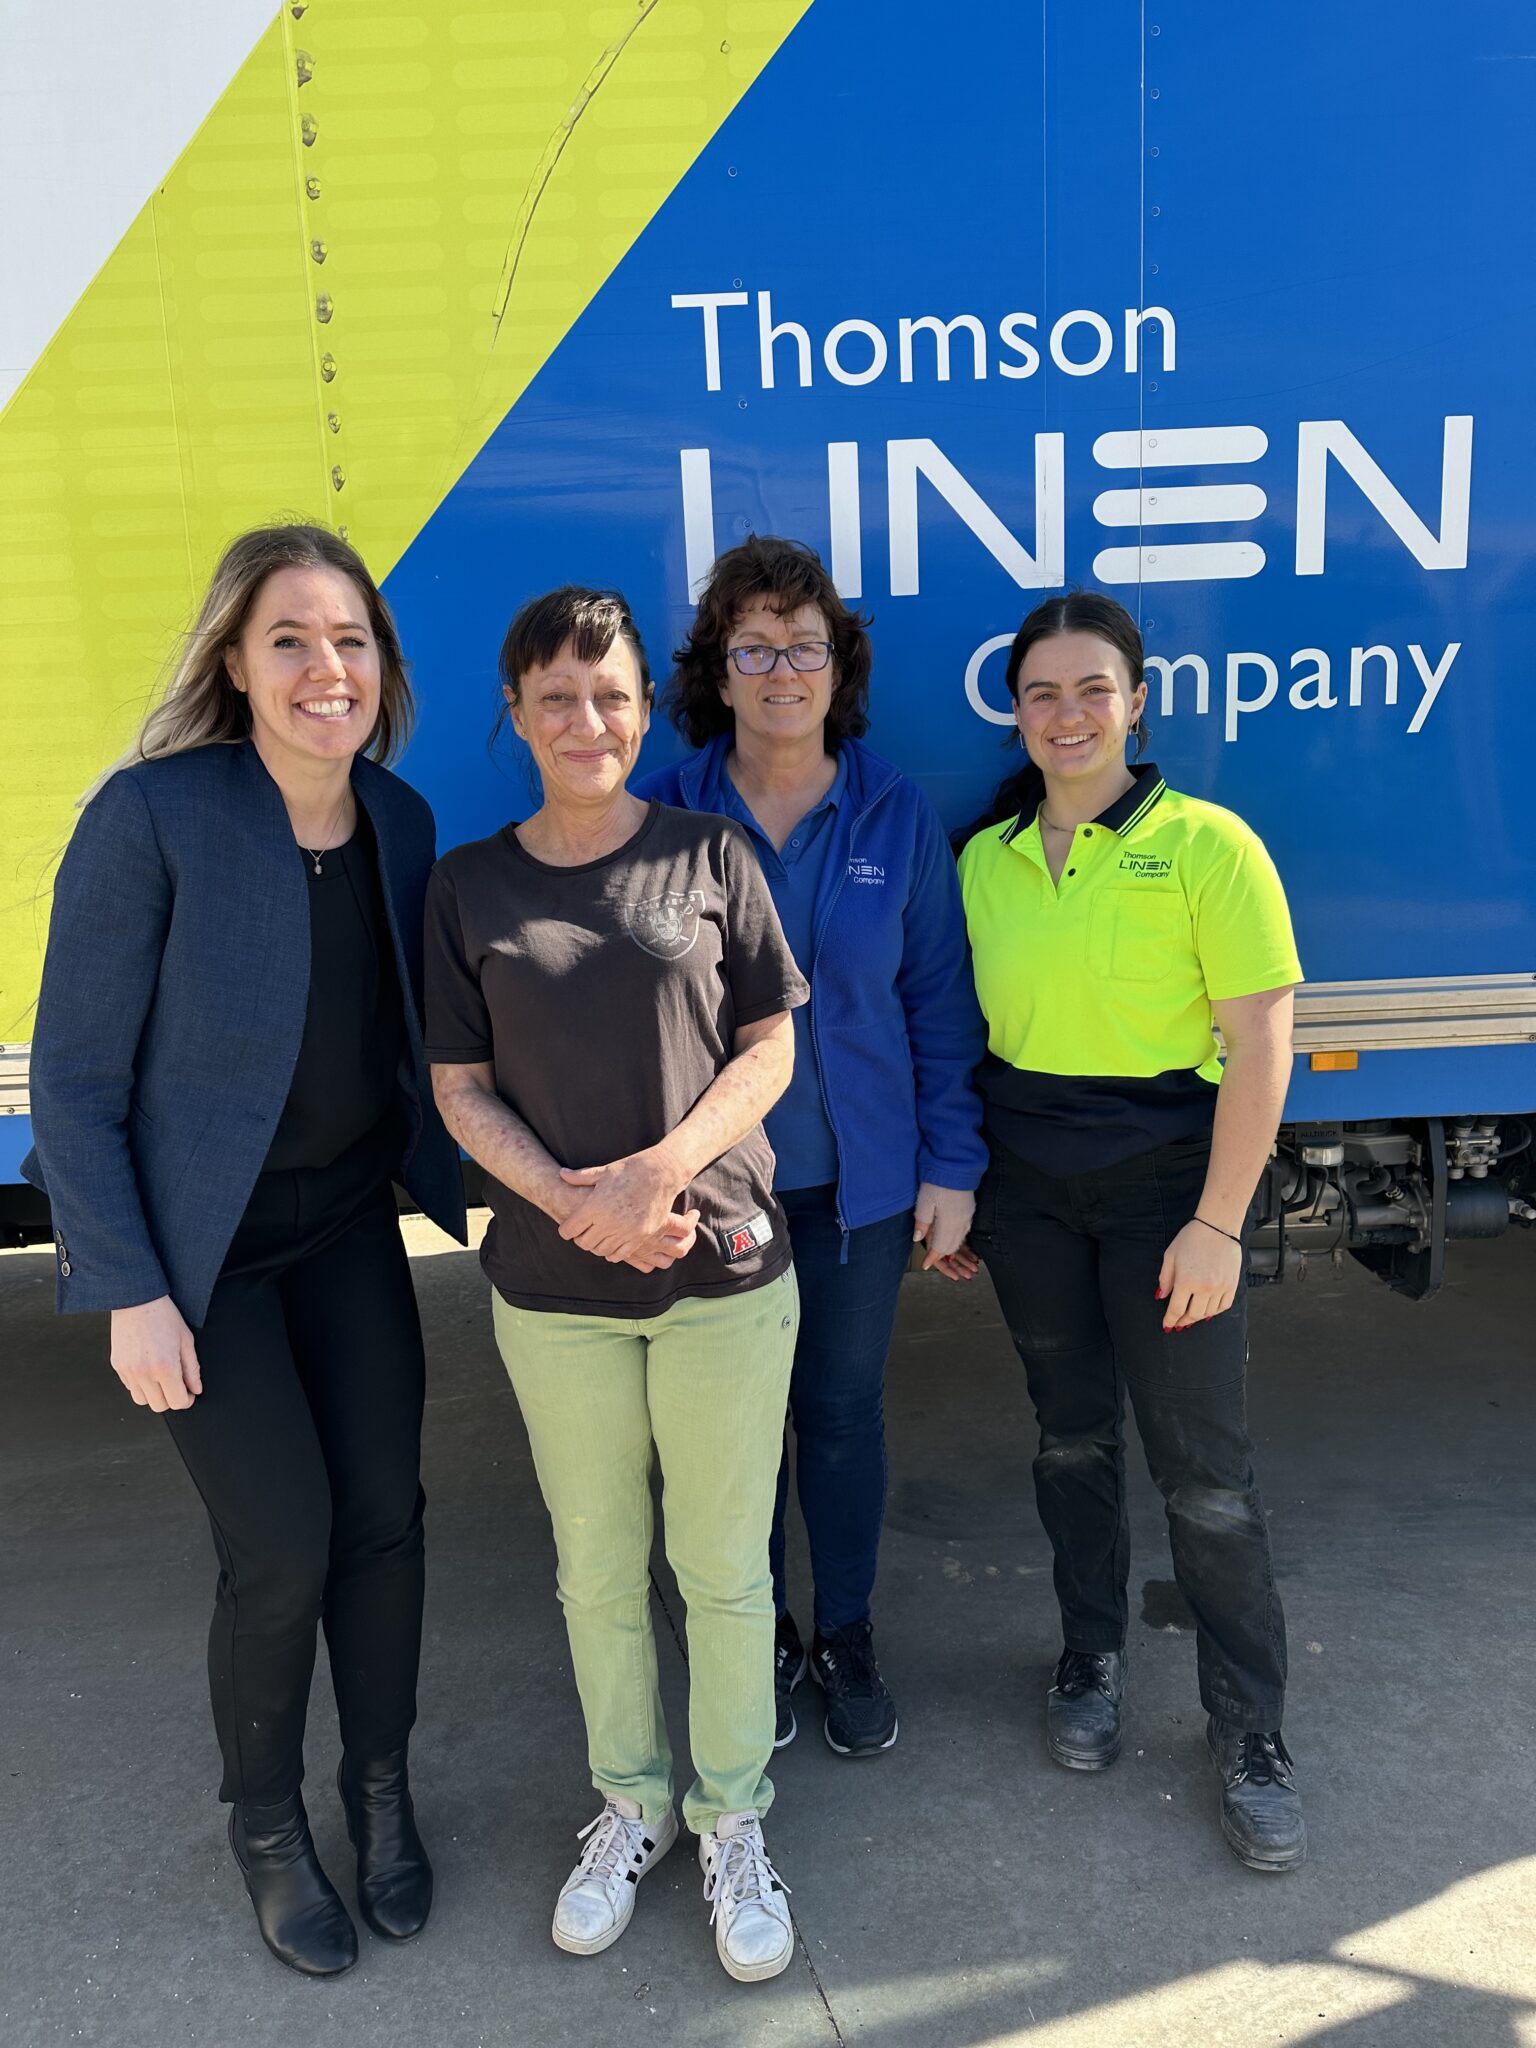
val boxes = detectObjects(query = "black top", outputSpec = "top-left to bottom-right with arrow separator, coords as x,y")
423,803 -> 808,1317
263,806 -> 406,1174
977,1054 -> 1218,1177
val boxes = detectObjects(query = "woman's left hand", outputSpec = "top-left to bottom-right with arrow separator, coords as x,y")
557,1148 -> 686,1262
1156,1220 -> 1244,1331
914,1183 -> 978,1280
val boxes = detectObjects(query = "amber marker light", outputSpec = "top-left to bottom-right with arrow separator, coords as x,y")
1309,1050 -> 1360,1072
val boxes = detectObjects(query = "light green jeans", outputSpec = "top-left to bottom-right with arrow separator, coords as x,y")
492,1268 -> 798,1834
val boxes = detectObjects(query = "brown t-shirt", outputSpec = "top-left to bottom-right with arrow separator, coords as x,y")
424,802 -> 809,1316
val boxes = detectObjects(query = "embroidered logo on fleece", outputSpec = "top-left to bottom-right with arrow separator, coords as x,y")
623,888 -> 705,959
1117,853 -> 1174,878
847,858 -> 885,885
720,1211 -> 774,1262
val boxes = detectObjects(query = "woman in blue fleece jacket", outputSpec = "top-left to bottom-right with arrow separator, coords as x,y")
635,536 -> 986,1757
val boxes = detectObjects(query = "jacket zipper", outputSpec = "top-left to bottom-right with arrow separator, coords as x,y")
805,780 -> 897,1263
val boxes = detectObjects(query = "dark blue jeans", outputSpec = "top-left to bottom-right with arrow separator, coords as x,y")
969,1132 -> 1287,1731
770,1185 -> 915,1634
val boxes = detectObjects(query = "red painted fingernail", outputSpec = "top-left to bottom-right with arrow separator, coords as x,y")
1154,1287 -> 1166,1300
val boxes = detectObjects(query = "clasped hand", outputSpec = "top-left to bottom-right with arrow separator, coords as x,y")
552,1147 -> 697,1271
913,1182 -> 980,1282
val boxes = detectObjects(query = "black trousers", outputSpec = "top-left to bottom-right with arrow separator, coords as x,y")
970,1131 -> 1287,1731
164,1140 -> 426,1804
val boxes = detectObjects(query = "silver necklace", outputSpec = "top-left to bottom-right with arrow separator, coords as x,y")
301,789 -> 350,875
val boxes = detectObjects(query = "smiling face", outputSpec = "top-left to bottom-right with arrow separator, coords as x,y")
508,631 -> 651,809
225,564 -> 382,772
719,599 -> 838,750
1012,629 -> 1147,785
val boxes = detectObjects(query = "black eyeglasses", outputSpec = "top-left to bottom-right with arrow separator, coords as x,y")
726,641 -> 833,676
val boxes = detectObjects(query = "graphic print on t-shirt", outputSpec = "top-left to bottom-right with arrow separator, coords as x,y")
623,888 -> 705,959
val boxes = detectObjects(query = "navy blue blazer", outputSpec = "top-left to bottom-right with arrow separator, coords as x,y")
24,740 -> 467,1325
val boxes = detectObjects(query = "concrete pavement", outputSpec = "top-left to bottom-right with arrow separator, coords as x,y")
2,1228 -> 1533,2048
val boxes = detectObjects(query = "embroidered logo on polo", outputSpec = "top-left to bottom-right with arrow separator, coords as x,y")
847,858 -> 885,885
1118,853 -> 1174,877
720,1210 -> 774,1262
623,888 -> 706,958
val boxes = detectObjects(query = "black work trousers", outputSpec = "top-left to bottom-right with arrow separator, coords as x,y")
970,1130 -> 1286,1731
164,1140 -> 426,1804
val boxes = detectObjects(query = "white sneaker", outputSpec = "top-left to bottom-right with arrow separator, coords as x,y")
551,1797 -> 678,1956
698,1812 -> 794,1982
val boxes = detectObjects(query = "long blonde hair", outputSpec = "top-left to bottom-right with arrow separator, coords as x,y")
90,524 -> 414,799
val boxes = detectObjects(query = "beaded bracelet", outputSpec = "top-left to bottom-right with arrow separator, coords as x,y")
1192,1215 -> 1243,1247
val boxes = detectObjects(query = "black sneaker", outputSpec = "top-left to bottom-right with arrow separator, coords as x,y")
773,1611 -> 807,1749
1046,1648 -> 1125,1771
811,1620 -> 898,1756
1207,1720 -> 1307,1872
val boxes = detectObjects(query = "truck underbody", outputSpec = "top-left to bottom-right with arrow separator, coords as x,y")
1256,1117 -> 1535,1298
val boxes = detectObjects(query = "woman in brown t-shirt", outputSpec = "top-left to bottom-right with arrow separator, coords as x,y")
426,587 -> 807,1985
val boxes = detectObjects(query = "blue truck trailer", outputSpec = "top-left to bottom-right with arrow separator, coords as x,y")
2,0 -> 1531,1298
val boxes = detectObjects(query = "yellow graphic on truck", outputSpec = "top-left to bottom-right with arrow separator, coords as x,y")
0,0 -> 809,1038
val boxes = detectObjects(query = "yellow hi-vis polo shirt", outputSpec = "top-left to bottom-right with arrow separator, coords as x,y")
957,764 -> 1302,1171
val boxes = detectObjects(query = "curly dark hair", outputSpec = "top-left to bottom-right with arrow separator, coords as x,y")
666,535 -> 872,749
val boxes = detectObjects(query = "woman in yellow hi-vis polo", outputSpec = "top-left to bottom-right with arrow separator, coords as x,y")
957,591 -> 1306,1875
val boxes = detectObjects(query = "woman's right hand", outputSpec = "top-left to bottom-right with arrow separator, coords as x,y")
109,1296 -> 203,1412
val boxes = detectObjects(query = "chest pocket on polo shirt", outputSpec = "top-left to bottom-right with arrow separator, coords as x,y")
1090,888 -> 1188,984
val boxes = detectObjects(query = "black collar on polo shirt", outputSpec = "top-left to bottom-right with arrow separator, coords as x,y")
1095,762 -> 1168,834
1001,761 -> 1167,845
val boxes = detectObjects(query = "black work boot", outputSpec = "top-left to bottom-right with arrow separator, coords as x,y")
811,1619 -> 898,1755
228,1792 -> 358,1976
773,1611 -> 808,1749
1046,1648 -> 1125,1770
338,1750 -> 434,1940
1207,1720 -> 1307,1872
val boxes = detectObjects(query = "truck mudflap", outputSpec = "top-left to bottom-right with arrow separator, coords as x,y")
1251,1118 -> 1536,1301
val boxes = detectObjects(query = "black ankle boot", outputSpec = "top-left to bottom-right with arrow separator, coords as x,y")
338,1751 -> 433,1940
1046,1648 -> 1125,1769
1207,1720 -> 1307,1871
228,1793 -> 357,1976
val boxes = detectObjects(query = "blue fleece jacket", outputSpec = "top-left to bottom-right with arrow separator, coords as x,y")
635,736 -> 987,1230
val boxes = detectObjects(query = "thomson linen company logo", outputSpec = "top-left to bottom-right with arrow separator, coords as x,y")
1118,853 -> 1174,878
623,889 -> 705,958
848,859 -> 885,885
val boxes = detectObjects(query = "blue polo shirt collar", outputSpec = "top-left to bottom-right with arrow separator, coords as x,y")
719,749 -> 848,862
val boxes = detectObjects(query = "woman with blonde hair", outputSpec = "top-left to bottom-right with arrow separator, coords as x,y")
25,524 -> 465,1974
